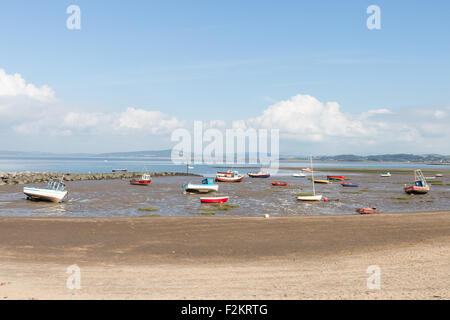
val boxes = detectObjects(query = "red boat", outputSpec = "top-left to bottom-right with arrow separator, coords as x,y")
356,207 -> 377,214
216,175 -> 244,182
248,171 -> 270,178
216,171 -> 234,177
130,174 -> 152,186
271,181 -> 288,186
200,196 -> 229,203
404,170 -> 430,194
327,175 -> 346,181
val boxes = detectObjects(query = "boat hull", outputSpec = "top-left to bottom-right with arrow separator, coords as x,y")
292,173 -> 305,178
313,179 -> 330,184
200,196 -> 229,203
297,195 -> 323,201
271,181 -> 288,186
23,187 -> 68,203
130,179 -> 152,186
327,175 -> 346,181
341,183 -> 359,187
404,186 -> 429,194
356,207 -> 377,214
215,176 -> 244,182
248,173 -> 270,178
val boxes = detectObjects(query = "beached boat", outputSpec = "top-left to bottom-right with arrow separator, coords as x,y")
23,180 -> 68,203
248,171 -> 270,178
298,156 -> 323,202
292,172 -> 306,178
313,179 -> 330,184
200,196 -> 229,203
271,181 -> 288,186
130,174 -> 152,186
435,173 -> 443,177
356,207 -> 377,214
341,182 -> 360,187
216,170 -> 234,177
404,169 -> 430,194
183,178 -> 218,193
327,175 -> 346,181
112,169 -> 128,173
216,171 -> 244,182
301,168 -> 312,172
380,172 -> 391,177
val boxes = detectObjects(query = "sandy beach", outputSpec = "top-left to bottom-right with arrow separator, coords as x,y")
1,210 -> 449,299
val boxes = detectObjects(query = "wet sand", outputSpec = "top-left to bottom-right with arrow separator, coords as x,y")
1,170 -> 449,217
0,211 -> 449,299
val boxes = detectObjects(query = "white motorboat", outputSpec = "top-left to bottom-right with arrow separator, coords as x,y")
23,180 -> 68,203
183,178 -> 219,193
380,172 -> 391,177
297,156 -> 322,202
292,172 -> 306,178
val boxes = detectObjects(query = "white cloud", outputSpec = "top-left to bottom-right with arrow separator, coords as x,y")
0,69 -> 54,101
118,107 -> 183,133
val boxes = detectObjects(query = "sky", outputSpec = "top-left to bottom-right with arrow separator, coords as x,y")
0,0 -> 449,155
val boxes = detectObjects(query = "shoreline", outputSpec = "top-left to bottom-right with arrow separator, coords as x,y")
0,210 -> 449,299
0,171 -> 199,185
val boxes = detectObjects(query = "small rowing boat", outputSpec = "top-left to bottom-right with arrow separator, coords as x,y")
271,181 -> 288,186
200,196 -> 229,203
130,174 -> 152,186
341,182 -> 360,187
313,179 -> 330,184
248,171 -> 270,178
356,207 -> 377,214
327,175 -> 346,181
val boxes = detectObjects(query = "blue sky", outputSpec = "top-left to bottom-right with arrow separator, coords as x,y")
0,1 -> 449,154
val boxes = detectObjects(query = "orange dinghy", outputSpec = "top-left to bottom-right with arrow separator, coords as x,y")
271,181 -> 288,186
200,196 -> 229,203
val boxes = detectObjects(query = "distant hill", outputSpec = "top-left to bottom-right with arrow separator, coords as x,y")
98,150 -> 172,158
312,154 -> 450,163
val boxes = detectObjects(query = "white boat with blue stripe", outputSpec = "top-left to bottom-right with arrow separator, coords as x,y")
23,180 -> 68,203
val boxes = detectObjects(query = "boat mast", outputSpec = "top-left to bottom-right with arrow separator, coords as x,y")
310,156 -> 316,196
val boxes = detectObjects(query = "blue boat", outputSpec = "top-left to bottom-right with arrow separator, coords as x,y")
341,182 -> 360,187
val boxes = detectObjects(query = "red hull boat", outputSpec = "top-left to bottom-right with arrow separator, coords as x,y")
356,207 -> 377,214
200,196 -> 229,203
130,174 -> 152,186
271,181 -> 288,186
404,169 -> 430,194
327,175 -> 346,181
216,175 -> 244,182
248,172 -> 270,178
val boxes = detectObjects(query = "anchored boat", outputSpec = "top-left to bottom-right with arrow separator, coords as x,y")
327,175 -> 346,181
130,174 -> 152,186
248,171 -> 270,178
341,182 -> 360,187
216,171 -> 244,182
356,207 -> 377,214
271,181 -> 288,186
183,178 -> 218,193
200,196 -> 229,203
380,172 -> 391,177
297,156 -> 323,201
23,180 -> 68,203
292,172 -> 306,178
404,169 -> 430,194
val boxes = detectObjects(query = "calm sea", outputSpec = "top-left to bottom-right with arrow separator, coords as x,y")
0,156 -> 449,176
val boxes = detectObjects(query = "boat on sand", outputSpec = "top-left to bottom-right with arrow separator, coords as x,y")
341,182 -> 360,187
292,172 -> 306,178
380,172 -> 391,177
313,179 -> 330,184
248,171 -> 270,178
23,180 -> 68,203
404,169 -> 430,194
298,156 -> 323,201
327,175 -> 346,181
271,181 -> 288,186
183,178 -> 218,193
200,196 -> 229,203
130,174 -> 152,186
356,207 -> 377,214
216,171 -> 244,182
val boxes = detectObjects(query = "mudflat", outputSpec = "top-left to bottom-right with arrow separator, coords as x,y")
0,211 -> 449,299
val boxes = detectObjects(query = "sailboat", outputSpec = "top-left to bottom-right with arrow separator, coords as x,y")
297,156 -> 323,201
